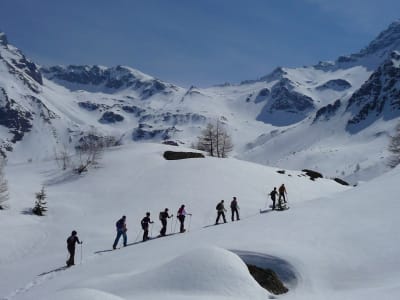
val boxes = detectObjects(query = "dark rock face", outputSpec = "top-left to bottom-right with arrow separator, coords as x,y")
0,88 -> 33,143
78,101 -> 99,111
302,169 -> 323,180
163,151 -> 204,160
256,78 -> 315,126
316,79 -> 351,91
132,124 -> 178,141
99,111 -> 124,124
121,105 -> 145,117
313,100 -> 341,123
11,57 -> 43,85
254,88 -> 270,103
41,65 -> 175,98
346,51 -> 400,133
139,112 -> 206,126
247,264 -> 288,295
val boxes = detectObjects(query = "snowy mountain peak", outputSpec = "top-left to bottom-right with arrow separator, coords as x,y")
0,32 -> 8,46
41,64 -> 178,96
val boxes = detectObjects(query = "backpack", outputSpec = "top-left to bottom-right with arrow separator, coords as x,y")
159,212 -> 163,220
178,207 -> 184,215
216,203 -> 222,210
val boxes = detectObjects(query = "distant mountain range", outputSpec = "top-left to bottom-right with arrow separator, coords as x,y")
1,21 -> 400,182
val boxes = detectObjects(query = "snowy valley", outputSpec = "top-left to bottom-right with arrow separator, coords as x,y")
1,19 -> 400,300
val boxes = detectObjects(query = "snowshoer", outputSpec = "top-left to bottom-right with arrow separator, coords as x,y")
269,187 -> 278,210
141,212 -> 154,241
230,197 -> 240,221
278,184 -> 287,209
66,230 -> 82,267
113,215 -> 127,249
177,204 -> 192,233
159,208 -> 173,236
215,200 -> 227,224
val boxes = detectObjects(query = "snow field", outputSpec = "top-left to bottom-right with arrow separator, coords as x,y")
1,142 -> 399,299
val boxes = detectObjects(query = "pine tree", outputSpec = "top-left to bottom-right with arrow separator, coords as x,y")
0,158 -> 9,210
32,186 -> 47,216
388,122 -> 400,168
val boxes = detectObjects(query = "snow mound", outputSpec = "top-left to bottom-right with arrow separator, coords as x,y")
50,288 -> 125,300
81,247 -> 269,299
131,247 -> 267,297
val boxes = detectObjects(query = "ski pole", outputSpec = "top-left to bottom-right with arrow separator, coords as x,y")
170,216 -> 174,233
150,223 -> 153,237
173,218 -> 177,233
188,215 -> 192,232
134,228 -> 141,243
80,243 -> 83,265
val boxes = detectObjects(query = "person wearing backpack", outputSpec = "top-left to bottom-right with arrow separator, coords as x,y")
141,212 -> 154,241
66,230 -> 82,267
113,215 -> 127,249
215,200 -> 227,224
177,204 -> 192,233
269,187 -> 278,210
159,208 -> 173,236
230,197 -> 240,221
278,184 -> 287,209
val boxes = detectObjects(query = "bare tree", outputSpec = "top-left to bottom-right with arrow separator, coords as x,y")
75,132 -> 105,174
54,144 -> 72,170
196,120 -> 234,158
0,158 -> 9,209
388,122 -> 400,168
197,123 -> 216,156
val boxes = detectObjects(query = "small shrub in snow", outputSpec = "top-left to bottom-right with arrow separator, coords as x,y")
32,186 -> 47,216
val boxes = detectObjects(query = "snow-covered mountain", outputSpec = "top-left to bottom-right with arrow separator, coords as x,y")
1,20 -> 400,182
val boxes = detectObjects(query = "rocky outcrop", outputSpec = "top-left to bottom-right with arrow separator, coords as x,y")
316,79 -> 351,91
313,100 -> 341,123
346,51 -> 400,133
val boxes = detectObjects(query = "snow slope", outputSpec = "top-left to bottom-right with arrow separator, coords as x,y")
1,142 -> 399,299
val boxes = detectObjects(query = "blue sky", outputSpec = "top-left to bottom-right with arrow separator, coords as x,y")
1,0 -> 399,87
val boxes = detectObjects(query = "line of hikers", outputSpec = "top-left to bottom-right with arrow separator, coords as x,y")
66,185 -> 288,266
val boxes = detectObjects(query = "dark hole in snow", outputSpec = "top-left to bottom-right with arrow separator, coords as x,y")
231,250 -> 298,295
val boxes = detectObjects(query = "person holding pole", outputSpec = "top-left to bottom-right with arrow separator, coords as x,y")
177,204 -> 192,233
66,230 -> 82,267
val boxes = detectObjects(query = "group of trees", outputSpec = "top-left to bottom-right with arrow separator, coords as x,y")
196,120 -> 233,158
55,132 -> 120,174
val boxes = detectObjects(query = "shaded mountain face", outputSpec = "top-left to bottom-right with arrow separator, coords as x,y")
346,51 -> 400,133
40,65 -> 178,98
0,21 -> 400,182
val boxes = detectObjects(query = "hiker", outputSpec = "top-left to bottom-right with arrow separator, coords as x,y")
269,187 -> 278,210
113,215 -> 127,249
66,230 -> 82,267
278,184 -> 287,209
159,208 -> 173,236
230,197 -> 240,221
141,212 -> 154,241
215,200 -> 227,224
177,204 -> 192,233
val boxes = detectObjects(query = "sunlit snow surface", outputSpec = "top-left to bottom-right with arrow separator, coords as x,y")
1,143 -> 399,299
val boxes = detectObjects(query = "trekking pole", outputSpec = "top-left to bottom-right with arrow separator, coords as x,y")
134,228 -> 141,243
80,243 -> 83,265
188,215 -> 192,232
173,218 -> 177,233
150,223 -> 153,237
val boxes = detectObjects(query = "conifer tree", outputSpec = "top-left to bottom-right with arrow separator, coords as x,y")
32,186 -> 47,216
